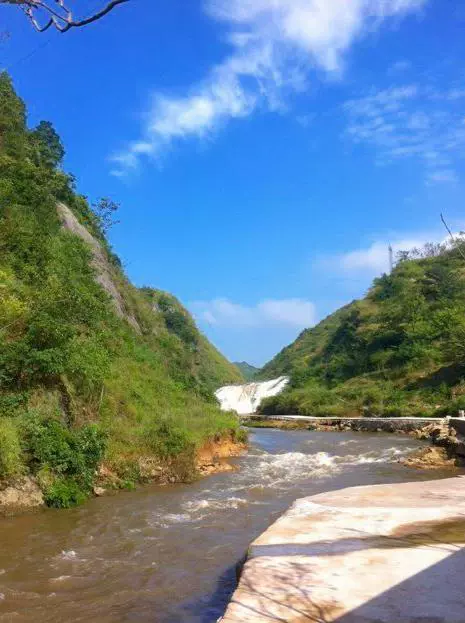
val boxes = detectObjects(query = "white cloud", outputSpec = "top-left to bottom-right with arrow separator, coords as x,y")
388,59 -> 412,74
111,0 -> 427,173
190,297 -> 317,329
317,231 -> 451,275
344,81 -> 465,183
426,169 -> 458,184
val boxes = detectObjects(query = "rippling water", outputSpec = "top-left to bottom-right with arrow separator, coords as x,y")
0,429 -> 448,622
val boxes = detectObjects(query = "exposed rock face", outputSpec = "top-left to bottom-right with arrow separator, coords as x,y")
0,477 -> 44,516
215,377 -> 289,415
57,202 -> 140,332
221,477 -> 465,623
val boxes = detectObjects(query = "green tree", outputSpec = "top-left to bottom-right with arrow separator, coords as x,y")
0,72 -> 27,157
92,197 -> 120,235
30,121 -> 65,169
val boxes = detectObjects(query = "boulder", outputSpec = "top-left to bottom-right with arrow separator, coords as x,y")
0,477 -> 44,516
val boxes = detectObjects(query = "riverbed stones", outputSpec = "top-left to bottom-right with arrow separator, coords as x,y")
221,476 -> 465,623
399,445 -> 458,469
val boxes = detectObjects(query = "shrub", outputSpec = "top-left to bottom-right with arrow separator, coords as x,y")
144,420 -> 194,460
43,476 -> 87,508
21,414 -> 106,504
0,391 -> 29,417
0,418 -> 23,478
24,417 -> 83,475
75,424 -> 106,471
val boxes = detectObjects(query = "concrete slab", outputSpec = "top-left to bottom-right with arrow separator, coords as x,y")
221,477 -> 465,622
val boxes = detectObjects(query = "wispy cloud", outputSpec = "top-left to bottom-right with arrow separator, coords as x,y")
190,297 -> 316,329
426,169 -> 458,184
111,0 -> 427,174
315,231 -> 451,276
387,59 -> 412,75
343,80 -> 465,183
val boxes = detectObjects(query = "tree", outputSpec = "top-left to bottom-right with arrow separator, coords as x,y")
92,197 -> 120,235
1,0 -> 129,33
0,71 -> 27,157
30,120 -> 64,168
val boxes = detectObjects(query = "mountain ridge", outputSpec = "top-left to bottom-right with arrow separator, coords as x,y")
233,361 -> 261,381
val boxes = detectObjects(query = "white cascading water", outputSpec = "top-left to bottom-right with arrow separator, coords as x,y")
215,376 -> 289,415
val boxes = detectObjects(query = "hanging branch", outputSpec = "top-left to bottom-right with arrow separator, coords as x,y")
440,212 -> 465,261
1,0 -> 129,33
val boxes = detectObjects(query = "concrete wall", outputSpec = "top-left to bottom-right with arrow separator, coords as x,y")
244,415 -> 444,433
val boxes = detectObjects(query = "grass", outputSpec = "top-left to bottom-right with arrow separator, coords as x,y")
0,419 -> 23,479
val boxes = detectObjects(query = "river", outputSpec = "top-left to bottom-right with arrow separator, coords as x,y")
0,429 -> 450,623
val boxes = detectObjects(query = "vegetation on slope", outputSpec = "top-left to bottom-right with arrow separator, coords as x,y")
259,242 -> 465,418
233,361 -> 261,381
0,72 -> 244,507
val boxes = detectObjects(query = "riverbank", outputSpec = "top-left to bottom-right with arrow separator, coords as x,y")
221,475 -> 465,622
0,433 -> 247,517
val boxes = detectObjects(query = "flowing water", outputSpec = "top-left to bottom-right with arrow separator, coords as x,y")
0,429 -> 452,623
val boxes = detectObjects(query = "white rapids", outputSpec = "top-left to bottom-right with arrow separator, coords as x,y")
215,376 -> 289,415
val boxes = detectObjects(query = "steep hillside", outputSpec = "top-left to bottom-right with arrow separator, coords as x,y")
233,361 -> 261,381
258,304 -> 354,381
0,72 -> 243,508
259,243 -> 465,418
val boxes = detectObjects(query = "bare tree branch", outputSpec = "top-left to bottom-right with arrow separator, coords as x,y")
1,0 -> 129,33
440,212 -> 465,261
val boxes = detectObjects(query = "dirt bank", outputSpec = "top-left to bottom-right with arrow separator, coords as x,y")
196,435 -> 247,476
0,433 -> 247,517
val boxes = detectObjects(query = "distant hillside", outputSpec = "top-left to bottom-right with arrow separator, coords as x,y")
257,304 -> 353,381
259,243 -> 465,418
233,361 -> 261,381
0,72 -> 243,508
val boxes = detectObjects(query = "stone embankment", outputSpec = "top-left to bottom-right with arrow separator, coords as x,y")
243,414 -> 444,433
221,476 -> 465,623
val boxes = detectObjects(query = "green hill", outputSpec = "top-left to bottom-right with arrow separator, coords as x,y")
0,72 -> 243,507
259,242 -> 465,418
233,361 -> 261,381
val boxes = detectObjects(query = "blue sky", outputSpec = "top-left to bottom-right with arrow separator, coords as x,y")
2,0 -> 465,366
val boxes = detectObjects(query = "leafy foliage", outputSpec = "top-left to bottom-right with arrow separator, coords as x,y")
92,197 -> 120,235
30,120 -> 65,169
